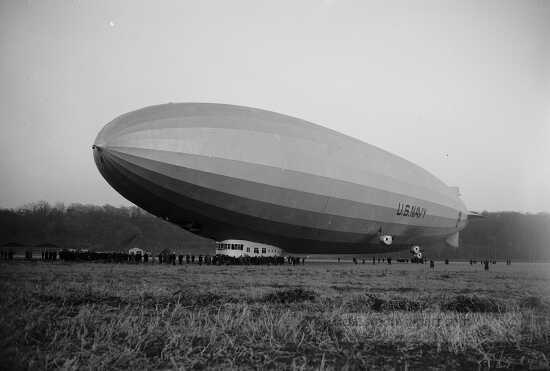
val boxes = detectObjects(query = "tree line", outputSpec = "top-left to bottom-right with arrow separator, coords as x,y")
0,201 -> 548,260
0,201 -> 213,255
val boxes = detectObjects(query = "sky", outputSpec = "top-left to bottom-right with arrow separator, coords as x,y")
1,0 -> 549,213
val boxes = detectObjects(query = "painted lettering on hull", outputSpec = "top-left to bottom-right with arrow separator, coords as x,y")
396,202 -> 426,218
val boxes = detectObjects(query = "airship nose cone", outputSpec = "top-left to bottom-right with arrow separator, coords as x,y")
93,120 -> 112,149
92,107 -> 132,168
92,118 -> 118,175
92,143 -> 106,174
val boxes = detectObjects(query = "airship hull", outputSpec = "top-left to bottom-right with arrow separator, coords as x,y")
93,103 -> 468,254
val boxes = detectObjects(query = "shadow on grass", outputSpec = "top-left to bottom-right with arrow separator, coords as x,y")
261,288 -> 317,304
344,293 -> 519,313
344,294 -> 426,312
518,296 -> 549,311
442,295 -> 504,313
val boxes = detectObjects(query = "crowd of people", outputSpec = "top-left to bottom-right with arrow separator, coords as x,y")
0,249 -> 14,260
33,249 -> 290,265
349,256 -> 426,265
155,253 -> 289,265
0,248 -> 513,268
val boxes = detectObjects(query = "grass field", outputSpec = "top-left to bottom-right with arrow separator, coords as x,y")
1,261 -> 549,370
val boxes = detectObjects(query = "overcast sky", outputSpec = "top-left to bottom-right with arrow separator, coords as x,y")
1,0 -> 549,212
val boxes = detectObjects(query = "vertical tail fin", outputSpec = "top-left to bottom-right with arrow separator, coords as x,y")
445,232 -> 459,248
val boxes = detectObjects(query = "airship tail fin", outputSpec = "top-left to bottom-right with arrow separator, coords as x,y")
468,211 -> 486,219
445,232 -> 460,248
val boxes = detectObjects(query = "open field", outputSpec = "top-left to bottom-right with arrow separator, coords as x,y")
1,261 -> 549,370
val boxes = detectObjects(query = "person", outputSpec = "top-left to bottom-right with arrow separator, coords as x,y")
430,260 -> 435,269
372,256 -> 376,265
337,257 -> 340,263
178,254 -> 183,265
445,259 -> 449,265
186,254 -> 190,264
484,260 -> 489,271
191,255 -> 195,263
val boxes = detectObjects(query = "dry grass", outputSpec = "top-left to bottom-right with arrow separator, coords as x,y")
0,261 -> 549,370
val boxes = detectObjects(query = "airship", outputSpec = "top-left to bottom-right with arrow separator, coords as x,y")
93,103 -> 469,256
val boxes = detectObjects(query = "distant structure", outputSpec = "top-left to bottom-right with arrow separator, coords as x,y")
128,247 -> 144,255
93,103 -> 473,258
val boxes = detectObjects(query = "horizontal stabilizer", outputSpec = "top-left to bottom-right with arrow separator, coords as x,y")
468,211 -> 486,219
